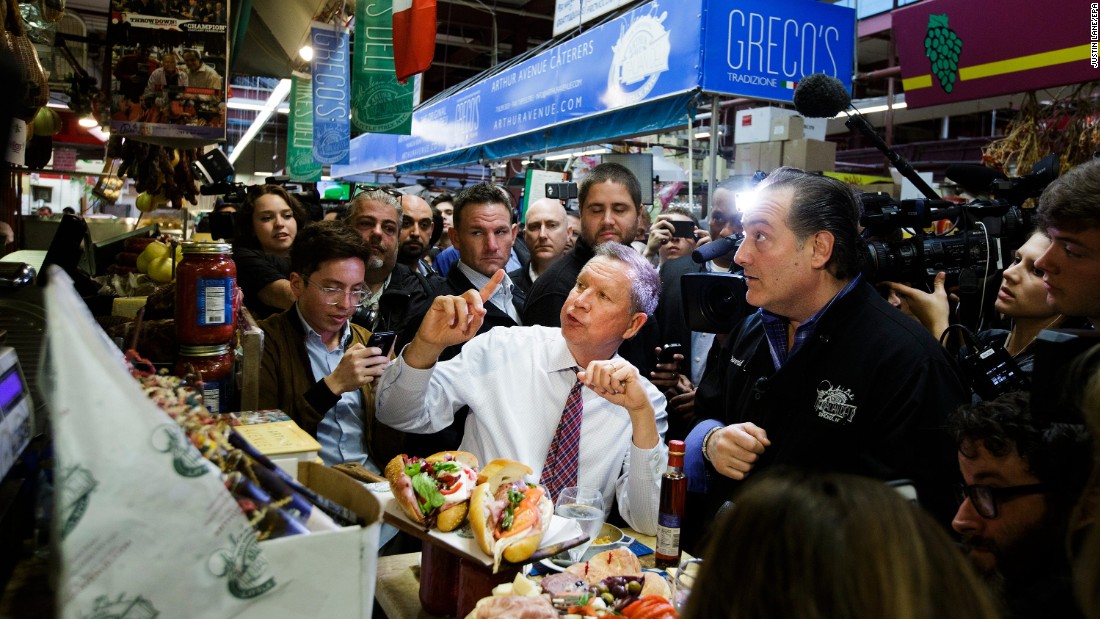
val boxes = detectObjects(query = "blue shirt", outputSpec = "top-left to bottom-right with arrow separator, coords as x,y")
295,305 -> 373,469
760,274 -> 863,370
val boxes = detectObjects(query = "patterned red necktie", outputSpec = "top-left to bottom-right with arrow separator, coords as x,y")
541,370 -> 583,503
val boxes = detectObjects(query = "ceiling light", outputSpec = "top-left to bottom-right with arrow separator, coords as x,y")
78,115 -> 98,128
853,101 -> 908,114
228,78 -> 292,165
299,46 -> 313,62
544,148 -> 610,161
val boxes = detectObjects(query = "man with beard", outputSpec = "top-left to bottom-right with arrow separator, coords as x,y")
523,162 -> 660,372
397,194 -> 440,278
948,391 -> 1091,618
345,187 -> 434,350
509,196 -> 572,295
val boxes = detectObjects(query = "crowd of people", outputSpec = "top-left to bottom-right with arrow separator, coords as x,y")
222,158 -> 1100,618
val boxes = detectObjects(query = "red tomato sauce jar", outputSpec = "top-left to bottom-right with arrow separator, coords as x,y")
176,242 -> 236,345
175,343 -> 234,414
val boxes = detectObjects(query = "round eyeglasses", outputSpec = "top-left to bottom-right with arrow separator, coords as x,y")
303,278 -> 369,307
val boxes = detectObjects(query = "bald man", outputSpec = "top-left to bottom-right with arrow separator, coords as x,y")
398,194 -> 437,277
509,197 -> 572,295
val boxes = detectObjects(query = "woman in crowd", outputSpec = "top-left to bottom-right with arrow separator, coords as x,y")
233,184 -> 310,319
683,469 -> 1001,619
886,230 -> 1077,372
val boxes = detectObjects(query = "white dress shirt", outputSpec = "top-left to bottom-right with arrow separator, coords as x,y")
375,325 -> 669,535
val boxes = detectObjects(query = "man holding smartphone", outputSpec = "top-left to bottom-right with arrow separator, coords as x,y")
257,220 -> 404,471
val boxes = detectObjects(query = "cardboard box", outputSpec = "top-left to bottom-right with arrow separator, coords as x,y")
238,462 -> 381,619
734,141 -> 783,175
735,107 -> 799,144
800,117 -> 827,141
769,115 -> 804,141
781,139 -> 837,172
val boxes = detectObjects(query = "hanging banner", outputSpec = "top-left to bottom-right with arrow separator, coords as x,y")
334,0 -> 704,176
352,0 -> 414,135
287,73 -> 323,181
107,0 -> 229,146
311,22 -> 351,165
894,0 -> 1095,109
699,0 -> 856,103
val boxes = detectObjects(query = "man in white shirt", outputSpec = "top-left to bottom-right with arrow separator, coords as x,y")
376,243 -> 669,534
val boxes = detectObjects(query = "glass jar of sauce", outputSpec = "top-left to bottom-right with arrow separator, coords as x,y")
176,343 -> 234,414
176,242 -> 236,345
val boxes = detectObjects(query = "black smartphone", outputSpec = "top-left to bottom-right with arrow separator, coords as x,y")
366,330 -> 397,354
670,220 -> 695,239
658,343 -> 684,364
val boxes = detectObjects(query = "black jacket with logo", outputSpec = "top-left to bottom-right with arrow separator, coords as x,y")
691,281 -> 967,543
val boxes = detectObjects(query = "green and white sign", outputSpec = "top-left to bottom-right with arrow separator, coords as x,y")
351,0 -> 414,135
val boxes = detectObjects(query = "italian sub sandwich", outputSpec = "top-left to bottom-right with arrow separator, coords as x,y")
469,459 -> 553,569
385,451 -> 479,531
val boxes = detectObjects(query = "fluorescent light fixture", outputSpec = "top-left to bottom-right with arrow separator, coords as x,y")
78,115 -> 98,128
544,148 -> 610,161
228,78 -> 292,165
227,99 -> 290,113
853,101 -> 908,114
299,46 -> 314,62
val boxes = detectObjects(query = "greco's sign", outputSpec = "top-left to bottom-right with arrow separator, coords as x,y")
699,0 -> 856,103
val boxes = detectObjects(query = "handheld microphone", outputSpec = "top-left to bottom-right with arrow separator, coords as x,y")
692,234 -> 743,264
793,73 -> 939,201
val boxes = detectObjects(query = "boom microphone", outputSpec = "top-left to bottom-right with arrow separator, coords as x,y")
793,73 -> 851,118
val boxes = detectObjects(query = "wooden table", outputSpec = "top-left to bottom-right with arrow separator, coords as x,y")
374,529 -> 658,619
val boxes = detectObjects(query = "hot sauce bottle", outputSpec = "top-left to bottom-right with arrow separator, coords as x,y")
655,439 -> 686,569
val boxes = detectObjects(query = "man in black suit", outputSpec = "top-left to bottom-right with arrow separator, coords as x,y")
412,182 -> 525,454
509,196 -> 572,296
436,182 -> 525,359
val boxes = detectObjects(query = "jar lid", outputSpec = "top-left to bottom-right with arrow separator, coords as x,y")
179,343 -> 232,356
181,241 -> 232,255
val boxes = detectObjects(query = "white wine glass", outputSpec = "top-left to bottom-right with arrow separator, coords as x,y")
554,486 -> 605,563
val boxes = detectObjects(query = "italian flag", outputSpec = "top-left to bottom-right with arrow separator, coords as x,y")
780,80 -> 798,89
392,0 -> 437,83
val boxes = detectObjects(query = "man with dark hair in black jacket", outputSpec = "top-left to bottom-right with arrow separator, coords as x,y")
685,167 -> 968,551
523,162 -> 660,373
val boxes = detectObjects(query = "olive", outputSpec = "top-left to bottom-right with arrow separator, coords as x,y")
627,580 -> 642,595
601,592 -> 615,605
596,583 -> 609,595
610,584 -> 626,598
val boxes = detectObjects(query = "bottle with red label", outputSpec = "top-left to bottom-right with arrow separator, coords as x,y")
655,439 -> 686,569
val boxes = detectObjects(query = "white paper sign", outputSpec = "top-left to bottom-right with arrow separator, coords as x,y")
43,267 -> 282,618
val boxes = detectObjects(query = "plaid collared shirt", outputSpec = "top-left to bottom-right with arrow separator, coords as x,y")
760,274 -> 863,370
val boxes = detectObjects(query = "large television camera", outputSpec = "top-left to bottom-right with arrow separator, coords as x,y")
859,153 -> 1060,288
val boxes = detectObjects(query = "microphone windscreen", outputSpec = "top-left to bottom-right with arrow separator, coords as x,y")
793,74 -> 851,118
945,164 -> 1006,195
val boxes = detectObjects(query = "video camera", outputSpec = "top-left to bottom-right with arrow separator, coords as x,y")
545,182 -> 579,201
859,154 -> 1060,287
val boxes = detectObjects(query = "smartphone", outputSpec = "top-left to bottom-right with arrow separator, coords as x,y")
366,330 -> 397,354
670,220 -> 695,239
658,343 -> 684,364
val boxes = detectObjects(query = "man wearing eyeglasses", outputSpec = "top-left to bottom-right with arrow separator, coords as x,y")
947,391 -> 1090,618
257,220 -> 405,470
